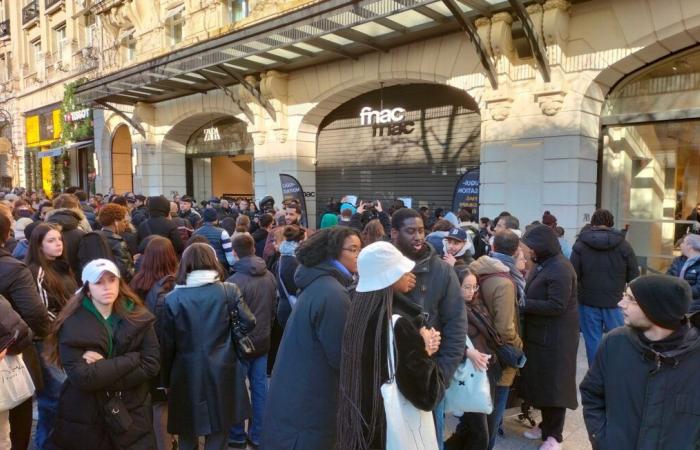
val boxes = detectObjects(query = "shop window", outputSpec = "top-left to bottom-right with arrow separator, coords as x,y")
227,0 -> 248,23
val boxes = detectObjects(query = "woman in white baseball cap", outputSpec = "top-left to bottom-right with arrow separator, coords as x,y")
45,258 -> 159,449
336,241 -> 445,450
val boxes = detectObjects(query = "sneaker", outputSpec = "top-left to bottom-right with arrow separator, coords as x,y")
228,441 -> 247,449
247,439 -> 260,449
539,436 -> 561,450
523,426 -> 542,440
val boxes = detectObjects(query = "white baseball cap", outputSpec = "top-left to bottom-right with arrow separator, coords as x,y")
81,259 -> 121,284
356,241 -> 415,293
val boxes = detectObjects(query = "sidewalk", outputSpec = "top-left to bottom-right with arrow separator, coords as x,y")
446,335 -> 592,450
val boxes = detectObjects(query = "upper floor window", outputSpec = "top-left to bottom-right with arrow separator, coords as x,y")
227,0 -> 248,22
29,38 -> 41,71
166,5 -> 185,46
0,54 -> 7,82
83,13 -> 97,48
125,34 -> 136,62
53,23 -> 67,61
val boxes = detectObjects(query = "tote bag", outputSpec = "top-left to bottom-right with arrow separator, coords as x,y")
0,354 -> 35,412
381,314 -> 439,450
444,336 -> 493,415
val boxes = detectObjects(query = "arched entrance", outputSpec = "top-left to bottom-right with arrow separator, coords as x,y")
315,83 -> 480,214
111,125 -> 133,194
599,45 -> 700,273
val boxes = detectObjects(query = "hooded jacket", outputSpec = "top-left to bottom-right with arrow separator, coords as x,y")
520,225 -> 579,409
227,256 -> 278,358
262,262 -> 353,450
45,208 -> 87,277
470,256 -> 522,386
667,255 -> 700,312
571,227 -> 639,309
580,319 -> 700,450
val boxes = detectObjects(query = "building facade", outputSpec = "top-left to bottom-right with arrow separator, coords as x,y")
3,0 -> 700,273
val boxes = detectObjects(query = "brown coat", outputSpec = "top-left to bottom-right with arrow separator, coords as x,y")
469,256 -> 522,386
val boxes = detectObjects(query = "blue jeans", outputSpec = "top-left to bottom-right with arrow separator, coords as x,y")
579,305 -> 624,366
229,354 -> 268,445
435,397 -> 445,449
486,386 -> 510,450
35,341 -> 67,450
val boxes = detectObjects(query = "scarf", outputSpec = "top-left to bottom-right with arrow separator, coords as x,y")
175,270 -> 219,289
491,251 -> 526,306
279,240 -> 299,257
329,259 -> 352,279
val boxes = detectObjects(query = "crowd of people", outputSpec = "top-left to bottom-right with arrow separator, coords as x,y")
0,187 -> 698,450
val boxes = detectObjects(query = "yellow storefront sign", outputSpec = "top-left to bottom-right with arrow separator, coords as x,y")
41,155 -> 52,198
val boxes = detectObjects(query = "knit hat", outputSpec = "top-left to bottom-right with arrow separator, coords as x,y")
629,274 -> 691,330
147,195 -> 171,216
202,208 -> 218,223
320,213 -> 338,229
542,210 -> 557,227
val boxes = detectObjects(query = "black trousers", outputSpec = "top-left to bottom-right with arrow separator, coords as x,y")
452,412 -> 489,450
9,398 -> 33,450
540,407 -> 566,443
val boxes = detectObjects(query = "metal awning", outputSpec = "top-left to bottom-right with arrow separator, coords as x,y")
37,140 -> 93,158
76,0 -> 558,109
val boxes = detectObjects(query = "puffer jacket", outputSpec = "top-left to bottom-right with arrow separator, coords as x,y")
667,255 -> 700,313
98,229 -> 135,282
45,208 -> 88,277
469,255 -> 522,386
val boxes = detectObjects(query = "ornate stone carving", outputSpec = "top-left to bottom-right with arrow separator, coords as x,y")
485,96 -> 514,121
535,90 -> 566,116
490,13 -> 514,58
260,70 -> 288,103
543,0 -> 570,46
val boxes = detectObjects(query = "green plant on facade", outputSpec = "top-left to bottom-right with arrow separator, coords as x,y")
54,79 -> 93,191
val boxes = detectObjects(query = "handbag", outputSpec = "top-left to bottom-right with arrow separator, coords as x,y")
381,314 -> 439,450
103,391 -> 133,434
444,336 -> 493,415
0,354 -> 35,412
222,282 -> 257,359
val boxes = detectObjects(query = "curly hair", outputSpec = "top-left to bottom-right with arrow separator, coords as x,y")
97,203 -> 128,227
296,227 -> 360,267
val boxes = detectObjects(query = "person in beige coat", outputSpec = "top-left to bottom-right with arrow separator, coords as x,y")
469,230 -> 525,450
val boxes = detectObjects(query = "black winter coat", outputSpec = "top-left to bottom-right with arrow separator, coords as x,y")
580,323 -> 700,450
521,225 -> 579,410
251,228 -> 268,258
0,249 -> 50,389
162,281 -> 251,436
137,216 -> 184,255
273,251 -> 299,327
262,262 -> 354,450
667,255 -> 700,313
405,244 -> 467,382
227,256 -> 278,358
45,208 -> 87,278
0,294 -> 32,354
98,229 -> 135,282
571,227 -> 639,308
50,300 -> 159,450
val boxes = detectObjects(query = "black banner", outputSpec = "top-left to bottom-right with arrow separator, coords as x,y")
452,168 -> 480,215
279,173 -> 308,228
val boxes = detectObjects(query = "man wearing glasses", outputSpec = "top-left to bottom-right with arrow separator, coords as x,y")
580,274 -> 700,450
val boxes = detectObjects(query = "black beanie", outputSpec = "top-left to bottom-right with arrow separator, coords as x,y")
629,274 -> 691,330
147,195 -> 171,217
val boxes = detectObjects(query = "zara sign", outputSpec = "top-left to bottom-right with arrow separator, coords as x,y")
359,106 -> 414,137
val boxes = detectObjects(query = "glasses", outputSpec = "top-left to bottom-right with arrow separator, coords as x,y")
461,285 -> 479,292
342,247 -> 361,255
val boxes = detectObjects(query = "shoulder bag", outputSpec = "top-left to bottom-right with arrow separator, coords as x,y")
222,282 -> 257,359
0,353 -> 35,412
381,314 -> 439,450
444,336 -> 493,415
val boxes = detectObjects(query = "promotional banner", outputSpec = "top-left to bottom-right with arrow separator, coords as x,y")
452,169 -> 480,215
279,173 -> 308,228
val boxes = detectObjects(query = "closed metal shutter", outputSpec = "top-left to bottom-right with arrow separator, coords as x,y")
316,83 -> 480,212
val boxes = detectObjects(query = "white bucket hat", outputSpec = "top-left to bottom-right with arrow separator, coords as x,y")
356,241 -> 415,293
81,258 -> 121,284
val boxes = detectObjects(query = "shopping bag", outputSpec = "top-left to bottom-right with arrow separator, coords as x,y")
381,314 -> 439,450
444,336 -> 493,415
0,354 -> 35,412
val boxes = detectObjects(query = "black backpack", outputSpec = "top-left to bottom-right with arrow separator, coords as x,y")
76,232 -> 114,276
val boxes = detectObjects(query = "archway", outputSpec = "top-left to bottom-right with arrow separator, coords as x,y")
598,44 -> 700,273
111,125 -> 133,194
314,82 -> 481,219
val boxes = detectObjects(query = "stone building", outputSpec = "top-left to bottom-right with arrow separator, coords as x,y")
4,0 -> 700,272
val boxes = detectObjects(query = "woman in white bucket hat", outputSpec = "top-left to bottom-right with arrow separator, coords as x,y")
336,241 -> 445,450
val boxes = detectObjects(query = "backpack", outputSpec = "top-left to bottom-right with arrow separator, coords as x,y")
144,275 -> 175,346
77,232 -> 114,276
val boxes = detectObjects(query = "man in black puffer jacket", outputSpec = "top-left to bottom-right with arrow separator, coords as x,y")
666,233 -> 700,313
137,196 -> 184,255
227,234 -> 277,448
570,209 -> 639,366
581,275 -> 700,450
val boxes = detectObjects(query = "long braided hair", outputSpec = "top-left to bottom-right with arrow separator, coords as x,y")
336,287 -> 393,450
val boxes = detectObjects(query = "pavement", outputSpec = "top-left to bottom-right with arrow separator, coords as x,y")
445,334 -> 593,450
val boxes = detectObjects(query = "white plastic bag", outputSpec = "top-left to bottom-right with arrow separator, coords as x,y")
381,314 -> 439,450
0,354 -> 35,412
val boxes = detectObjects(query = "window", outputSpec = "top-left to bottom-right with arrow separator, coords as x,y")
84,14 -> 97,48
227,0 -> 248,22
29,38 -> 41,71
167,7 -> 185,46
53,24 -> 66,61
0,54 -> 7,82
125,34 -> 136,62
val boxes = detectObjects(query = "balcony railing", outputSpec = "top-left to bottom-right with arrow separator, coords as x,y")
45,0 -> 63,10
0,20 -> 9,39
22,1 -> 39,25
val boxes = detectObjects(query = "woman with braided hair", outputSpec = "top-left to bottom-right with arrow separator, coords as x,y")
336,241 -> 445,450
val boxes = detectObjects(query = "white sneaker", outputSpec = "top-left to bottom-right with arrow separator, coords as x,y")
539,436 -> 561,450
523,426 -> 542,440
